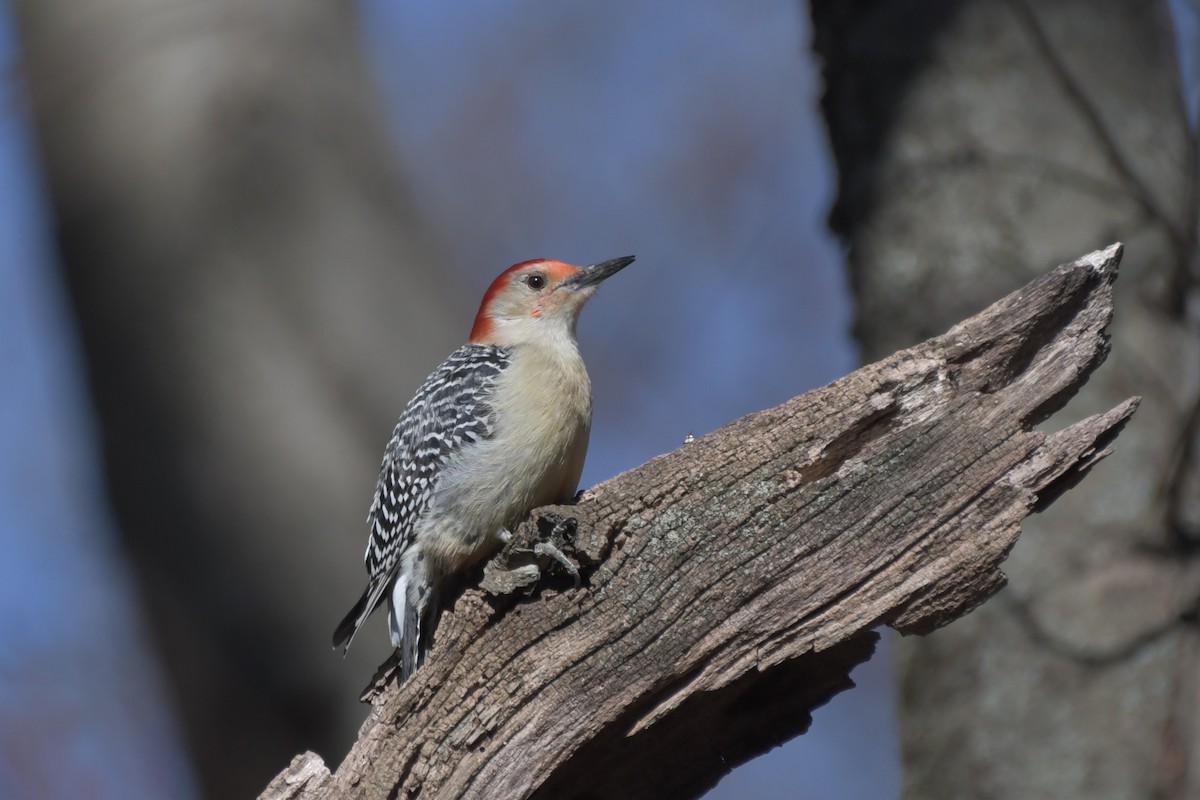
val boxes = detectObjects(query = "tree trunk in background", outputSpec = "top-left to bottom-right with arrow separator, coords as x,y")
809,0 -> 1200,797
11,2 -> 453,797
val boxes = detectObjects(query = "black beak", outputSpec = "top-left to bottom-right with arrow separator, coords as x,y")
562,255 -> 635,290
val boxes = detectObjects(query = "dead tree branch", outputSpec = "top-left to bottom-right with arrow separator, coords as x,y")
263,244 -> 1138,800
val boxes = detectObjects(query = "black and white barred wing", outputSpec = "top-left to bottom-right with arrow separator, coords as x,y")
332,343 -> 510,650
366,343 -> 510,574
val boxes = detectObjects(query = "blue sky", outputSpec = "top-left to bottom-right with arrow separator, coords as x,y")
0,1 -> 902,797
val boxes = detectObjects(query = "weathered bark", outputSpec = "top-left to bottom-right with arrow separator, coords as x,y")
810,2 -> 1200,797
262,245 -> 1136,800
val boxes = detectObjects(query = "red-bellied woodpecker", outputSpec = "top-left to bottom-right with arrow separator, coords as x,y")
333,255 -> 635,678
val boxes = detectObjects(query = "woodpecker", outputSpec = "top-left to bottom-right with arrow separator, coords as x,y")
333,255 -> 635,678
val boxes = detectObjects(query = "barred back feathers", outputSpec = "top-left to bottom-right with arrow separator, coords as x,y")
332,344 -> 510,652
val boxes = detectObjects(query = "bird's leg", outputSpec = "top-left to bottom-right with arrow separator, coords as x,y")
492,517 -> 580,587
549,514 -> 578,544
533,541 -> 580,587
535,513 -> 580,587
479,527 -> 542,596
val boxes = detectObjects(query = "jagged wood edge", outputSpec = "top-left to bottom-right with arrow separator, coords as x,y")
261,244 -> 1138,800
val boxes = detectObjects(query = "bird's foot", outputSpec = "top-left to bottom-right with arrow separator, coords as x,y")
534,539 -> 580,588
535,512 -> 580,586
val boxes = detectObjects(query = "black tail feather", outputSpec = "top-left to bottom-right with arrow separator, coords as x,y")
332,586 -> 372,652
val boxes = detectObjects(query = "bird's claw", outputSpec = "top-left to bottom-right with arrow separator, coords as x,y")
494,517 -> 581,587
533,539 -> 581,588
548,515 -> 578,545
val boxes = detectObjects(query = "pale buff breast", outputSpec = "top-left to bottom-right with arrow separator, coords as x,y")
417,340 -> 593,574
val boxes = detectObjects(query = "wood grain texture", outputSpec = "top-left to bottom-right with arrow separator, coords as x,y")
262,244 -> 1137,800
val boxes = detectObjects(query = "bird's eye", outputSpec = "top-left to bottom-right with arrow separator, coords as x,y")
525,274 -> 546,290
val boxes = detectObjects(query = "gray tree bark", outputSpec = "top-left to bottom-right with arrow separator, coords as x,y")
261,246 -> 1137,800
11,2 -> 453,796
809,1 -> 1200,797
